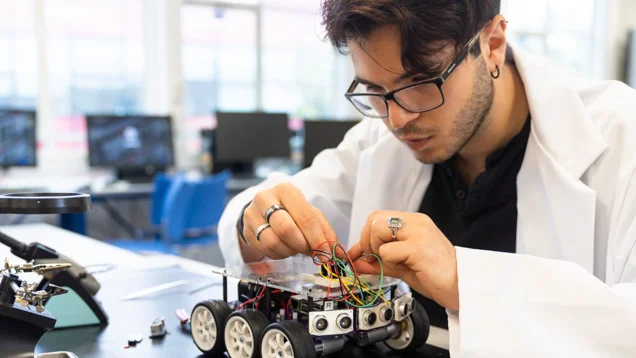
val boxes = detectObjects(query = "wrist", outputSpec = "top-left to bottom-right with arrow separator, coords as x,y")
237,229 -> 265,263
235,200 -> 265,263
236,200 -> 252,244
441,245 -> 460,310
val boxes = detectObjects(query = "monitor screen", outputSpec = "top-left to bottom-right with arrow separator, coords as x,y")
214,112 -> 291,161
0,109 -> 37,167
86,115 -> 175,168
303,120 -> 360,168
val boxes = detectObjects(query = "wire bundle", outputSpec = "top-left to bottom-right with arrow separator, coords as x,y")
310,241 -> 389,308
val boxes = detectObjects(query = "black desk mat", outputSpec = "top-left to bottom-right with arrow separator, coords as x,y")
35,265 -> 450,358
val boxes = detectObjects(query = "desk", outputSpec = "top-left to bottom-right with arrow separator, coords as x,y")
0,224 -> 450,358
0,174 -> 264,236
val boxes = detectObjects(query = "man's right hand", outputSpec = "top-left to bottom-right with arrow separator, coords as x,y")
238,182 -> 338,263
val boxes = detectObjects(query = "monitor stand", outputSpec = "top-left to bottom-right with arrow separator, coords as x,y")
115,167 -> 164,184
213,160 -> 254,178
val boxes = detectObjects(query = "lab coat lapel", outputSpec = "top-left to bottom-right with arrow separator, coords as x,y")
348,134 -> 432,245
516,128 -> 599,273
512,45 -> 608,273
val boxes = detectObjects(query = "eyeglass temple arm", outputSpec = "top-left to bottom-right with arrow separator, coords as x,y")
346,80 -> 358,93
440,27 -> 485,82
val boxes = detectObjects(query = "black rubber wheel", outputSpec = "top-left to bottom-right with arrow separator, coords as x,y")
224,309 -> 270,358
191,299 -> 232,355
260,320 -> 316,358
384,299 -> 430,353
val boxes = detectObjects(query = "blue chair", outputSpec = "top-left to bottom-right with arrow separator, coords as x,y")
109,170 -> 230,255
161,170 -> 231,245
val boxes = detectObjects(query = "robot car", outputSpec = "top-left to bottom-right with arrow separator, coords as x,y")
189,256 -> 431,358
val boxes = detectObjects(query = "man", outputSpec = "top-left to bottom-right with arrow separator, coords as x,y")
219,0 -> 636,356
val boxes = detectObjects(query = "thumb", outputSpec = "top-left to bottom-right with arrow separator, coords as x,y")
351,258 -> 380,275
312,207 -> 348,260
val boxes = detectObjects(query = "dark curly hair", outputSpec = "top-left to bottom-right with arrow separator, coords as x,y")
321,0 -> 501,78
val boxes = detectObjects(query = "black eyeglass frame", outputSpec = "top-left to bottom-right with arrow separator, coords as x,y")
344,27 -> 485,119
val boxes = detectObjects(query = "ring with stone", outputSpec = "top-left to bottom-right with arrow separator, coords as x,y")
387,217 -> 403,240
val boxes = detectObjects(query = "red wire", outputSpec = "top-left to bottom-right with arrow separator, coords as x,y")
310,240 -> 365,304
238,285 -> 267,310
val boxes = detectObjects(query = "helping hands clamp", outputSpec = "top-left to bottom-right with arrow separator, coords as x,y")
2,258 -> 71,313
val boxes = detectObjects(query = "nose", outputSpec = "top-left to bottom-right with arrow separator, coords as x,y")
387,100 -> 419,129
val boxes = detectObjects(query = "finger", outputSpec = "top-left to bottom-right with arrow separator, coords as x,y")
369,217 -> 395,256
243,205 -> 286,260
249,260 -> 275,276
242,226 -> 286,260
276,183 -> 332,251
378,241 -> 412,268
310,207 -> 347,263
254,192 -> 310,255
358,214 -> 375,259
347,243 -> 364,261
351,258 -> 380,275
257,227 -> 297,258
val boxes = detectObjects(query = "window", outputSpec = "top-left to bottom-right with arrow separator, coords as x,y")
181,1 -> 350,124
0,0 -> 37,108
45,0 -> 145,151
181,4 -> 258,130
261,1 -> 339,119
502,0 -> 602,78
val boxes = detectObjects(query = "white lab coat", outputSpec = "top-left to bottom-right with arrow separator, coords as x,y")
218,45 -> 636,357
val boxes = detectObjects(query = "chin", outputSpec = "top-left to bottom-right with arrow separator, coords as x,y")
413,148 -> 452,165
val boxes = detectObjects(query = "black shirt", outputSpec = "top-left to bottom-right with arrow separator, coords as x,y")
415,116 -> 531,328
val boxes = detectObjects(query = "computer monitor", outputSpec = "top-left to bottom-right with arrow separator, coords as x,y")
86,115 -> 175,182
213,112 -> 291,174
0,109 -> 37,168
303,119 -> 360,168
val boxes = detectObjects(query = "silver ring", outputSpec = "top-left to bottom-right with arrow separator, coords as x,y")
254,223 -> 271,241
387,217 -> 403,240
265,204 -> 286,223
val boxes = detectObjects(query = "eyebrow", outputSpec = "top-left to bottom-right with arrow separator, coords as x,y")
355,72 -> 420,90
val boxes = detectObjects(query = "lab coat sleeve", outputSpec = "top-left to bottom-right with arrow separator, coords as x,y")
447,163 -> 636,357
218,118 -> 384,268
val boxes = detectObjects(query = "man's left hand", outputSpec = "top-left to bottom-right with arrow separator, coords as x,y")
348,211 -> 460,310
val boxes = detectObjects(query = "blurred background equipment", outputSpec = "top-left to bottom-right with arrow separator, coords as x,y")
86,115 -> 175,183
302,119 -> 359,169
0,109 -> 37,170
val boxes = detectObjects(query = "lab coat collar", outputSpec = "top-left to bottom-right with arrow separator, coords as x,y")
508,44 -> 608,179
509,44 -> 607,274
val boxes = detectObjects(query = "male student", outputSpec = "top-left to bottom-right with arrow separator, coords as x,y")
219,1 -> 636,356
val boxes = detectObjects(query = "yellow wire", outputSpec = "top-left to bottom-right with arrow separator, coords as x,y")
318,256 -> 390,306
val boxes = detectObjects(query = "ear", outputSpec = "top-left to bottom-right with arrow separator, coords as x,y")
479,14 -> 508,74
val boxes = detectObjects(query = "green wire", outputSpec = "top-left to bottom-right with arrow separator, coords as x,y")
326,245 -> 386,308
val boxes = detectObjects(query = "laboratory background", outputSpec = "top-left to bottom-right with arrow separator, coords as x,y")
0,0 -> 635,357
0,0 -> 634,263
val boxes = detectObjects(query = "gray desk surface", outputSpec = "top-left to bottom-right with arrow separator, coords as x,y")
0,224 -> 450,358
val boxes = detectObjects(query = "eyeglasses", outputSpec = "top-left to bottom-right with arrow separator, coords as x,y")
344,28 -> 484,119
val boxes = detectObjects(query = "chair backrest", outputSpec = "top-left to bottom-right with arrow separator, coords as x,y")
150,172 -> 173,227
160,170 -> 231,243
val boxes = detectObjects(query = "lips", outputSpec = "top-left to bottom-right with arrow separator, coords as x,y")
403,137 -> 432,151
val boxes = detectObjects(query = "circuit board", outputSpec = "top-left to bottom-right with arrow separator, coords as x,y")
213,256 -> 401,300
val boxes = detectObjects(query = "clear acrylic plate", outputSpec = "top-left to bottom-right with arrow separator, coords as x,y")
213,256 -> 401,300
